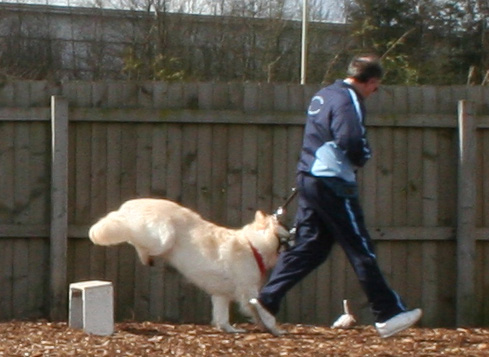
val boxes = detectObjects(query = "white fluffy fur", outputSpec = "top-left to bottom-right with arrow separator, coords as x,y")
89,198 -> 288,333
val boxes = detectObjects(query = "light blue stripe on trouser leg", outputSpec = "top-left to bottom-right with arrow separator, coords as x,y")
345,198 -> 406,312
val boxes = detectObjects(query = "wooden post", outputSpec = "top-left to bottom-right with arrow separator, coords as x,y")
456,100 -> 476,326
50,96 -> 69,321
300,0 -> 308,85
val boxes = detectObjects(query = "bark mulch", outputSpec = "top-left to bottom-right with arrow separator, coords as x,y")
1,321 -> 489,356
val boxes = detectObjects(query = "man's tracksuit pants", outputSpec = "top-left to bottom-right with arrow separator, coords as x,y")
258,173 -> 407,323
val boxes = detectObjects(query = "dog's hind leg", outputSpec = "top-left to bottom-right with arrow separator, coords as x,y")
130,222 -> 176,266
211,295 -> 246,333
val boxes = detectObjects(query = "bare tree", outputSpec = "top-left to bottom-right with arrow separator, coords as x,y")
0,0 -> 349,82
0,8 -> 64,80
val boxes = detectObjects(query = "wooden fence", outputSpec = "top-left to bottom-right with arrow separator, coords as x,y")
1,81 -> 489,328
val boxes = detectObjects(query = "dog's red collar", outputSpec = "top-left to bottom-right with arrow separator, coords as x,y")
248,241 -> 266,278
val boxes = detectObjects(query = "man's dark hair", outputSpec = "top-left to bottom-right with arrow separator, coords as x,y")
347,55 -> 384,83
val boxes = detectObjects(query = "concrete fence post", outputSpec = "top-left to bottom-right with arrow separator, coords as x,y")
50,96 -> 69,321
456,100 -> 477,326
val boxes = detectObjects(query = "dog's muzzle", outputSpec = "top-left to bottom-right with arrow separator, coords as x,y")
276,224 -> 296,253
274,207 -> 296,252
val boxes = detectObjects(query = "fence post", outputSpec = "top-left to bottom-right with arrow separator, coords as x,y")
50,96 -> 69,321
456,100 -> 476,326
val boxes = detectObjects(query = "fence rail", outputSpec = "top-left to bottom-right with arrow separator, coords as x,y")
1,81 -> 489,328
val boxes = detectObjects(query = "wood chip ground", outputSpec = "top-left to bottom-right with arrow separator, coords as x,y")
1,321 -> 489,356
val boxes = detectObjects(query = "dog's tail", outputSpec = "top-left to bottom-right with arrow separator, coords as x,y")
89,211 -> 132,246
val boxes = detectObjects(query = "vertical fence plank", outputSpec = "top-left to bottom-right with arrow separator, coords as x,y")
164,124 -> 183,322
481,244 -> 489,325
197,125 -> 212,219
12,123 -> 30,318
90,124 -> 108,217
314,256 -> 332,325
210,125 -> 228,226
117,123 -> 137,320
74,123 -> 92,223
421,129 -> 439,326
149,124 -> 168,321
242,126 -> 258,222
361,129 -> 377,225
50,96 -> 69,321
195,125 -> 213,322
480,129 -> 489,228
226,126 -> 243,226
27,122 -> 49,318
133,124 -> 154,321
256,127 -> 273,214
437,128 -> 458,326
72,122 -> 92,285
28,121 -> 50,215
375,128 -> 394,292
284,126 -> 302,222
376,127 -> 394,226
151,124 -> 168,198
180,124 -> 199,322
0,239 -> 14,320
391,128 -> 408,299
438,129 -> 457,226
406,128 -> 423,225
181,124 -> 198,210
456,100 -> 477,326
407,241 -> 423,308
104,123 -> 122,320
0,122 -> 14,320
89,124 -> 108,281
272,127 -> 288,208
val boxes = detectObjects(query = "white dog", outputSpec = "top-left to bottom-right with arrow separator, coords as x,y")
89,198 -> 291,333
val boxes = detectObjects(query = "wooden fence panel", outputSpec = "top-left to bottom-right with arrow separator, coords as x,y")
0,118 -> 51,321
2,82 -> 489,327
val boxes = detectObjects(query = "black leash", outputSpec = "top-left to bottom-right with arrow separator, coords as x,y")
273,187 -> 298,218
273,187 -> 298,252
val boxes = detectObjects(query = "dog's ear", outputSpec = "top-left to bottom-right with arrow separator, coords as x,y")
254,210 -> 267,228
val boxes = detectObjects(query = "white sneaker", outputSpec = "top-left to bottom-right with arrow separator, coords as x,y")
249,298 -> 285,336
375,308 -> 422,338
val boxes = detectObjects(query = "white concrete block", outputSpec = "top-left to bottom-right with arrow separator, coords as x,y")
69,280 -> 114,336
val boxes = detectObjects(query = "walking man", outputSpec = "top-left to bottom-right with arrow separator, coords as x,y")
250,54 -> 422,338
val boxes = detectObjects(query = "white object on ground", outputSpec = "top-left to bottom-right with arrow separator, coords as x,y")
331,299 -> 357,329
69,280 -> 114,336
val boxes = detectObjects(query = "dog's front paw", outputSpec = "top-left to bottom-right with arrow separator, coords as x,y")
249,298 -> 285,336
